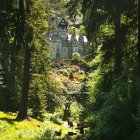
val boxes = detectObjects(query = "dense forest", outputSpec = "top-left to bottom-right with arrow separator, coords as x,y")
0,0 -> 139,140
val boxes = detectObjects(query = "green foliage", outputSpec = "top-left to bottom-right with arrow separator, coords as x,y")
46,93 -> 63,113
58,69 -> 69,76
66,0 -> 139,139
71,52 -> 90,71
0,0 -> 20,112
0,0 -> 139,139
49,113 -> 63,125
70,101 -> 83,121
69,71 -> 74,79
88,74 -> 140,140
82,40 -> 139,140
135,102 -> 140,140
29,74 -> 48,119
0,0 -> 51,120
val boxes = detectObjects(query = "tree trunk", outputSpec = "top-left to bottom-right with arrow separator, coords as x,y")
114,0 -> 121,77
10,41 -> 16,93
10,37 -> 18,111
16,0 -> 33,120
17,48 -> 31,120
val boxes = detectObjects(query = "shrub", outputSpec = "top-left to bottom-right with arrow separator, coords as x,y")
69,72 -> 74,80
71,53 -> 90,71
57,69 -> 69,76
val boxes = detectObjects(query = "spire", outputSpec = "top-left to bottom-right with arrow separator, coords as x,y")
58,18 -> 68,30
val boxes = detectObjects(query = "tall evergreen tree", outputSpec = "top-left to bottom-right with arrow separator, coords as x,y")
17,0 -> 49,120
17,0 -> 34,120
138,0 -> 140,77
0,0 -> 20,111
66,0 -> 139,139
114,0 -> 121,76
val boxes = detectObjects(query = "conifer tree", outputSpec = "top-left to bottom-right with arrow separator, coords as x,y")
17,0 -> 49,120
0,0 -> 20,111
138,0 -> 140,77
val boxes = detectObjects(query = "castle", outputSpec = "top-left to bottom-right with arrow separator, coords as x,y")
46,18 -> 87,60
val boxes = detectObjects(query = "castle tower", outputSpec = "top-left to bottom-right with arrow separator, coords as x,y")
58,18 -> 68,30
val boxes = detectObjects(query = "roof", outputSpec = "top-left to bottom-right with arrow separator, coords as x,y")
58,17 -> 68,28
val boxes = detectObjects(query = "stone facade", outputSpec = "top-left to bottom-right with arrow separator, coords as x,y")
47,18 -> 87,60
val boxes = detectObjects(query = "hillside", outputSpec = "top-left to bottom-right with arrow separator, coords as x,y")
0,111 -> 82,140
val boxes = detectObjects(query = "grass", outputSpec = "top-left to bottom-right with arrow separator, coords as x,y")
0,112 -> 79,140
0,111 -> 44,140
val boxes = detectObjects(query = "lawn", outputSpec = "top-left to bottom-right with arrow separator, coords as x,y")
0,112 -> 79,140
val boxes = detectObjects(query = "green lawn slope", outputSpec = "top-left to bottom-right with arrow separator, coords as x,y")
0,112 -> 79,140
0,111 -> 44,140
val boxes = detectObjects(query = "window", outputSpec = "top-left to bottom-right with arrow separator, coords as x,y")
74,47 -> 78,52
63,48 -> 66,52
56,53 -> 60,58
57,48 -> 60,52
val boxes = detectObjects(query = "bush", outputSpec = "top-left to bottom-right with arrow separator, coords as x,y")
69,72 -> 74,80
88,76 -> 140,140
71,53 -> 90,71
57,69 -> 69,76
49,113 -> 63,125
71,53 -> 81,65
29,74 -> 47,119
